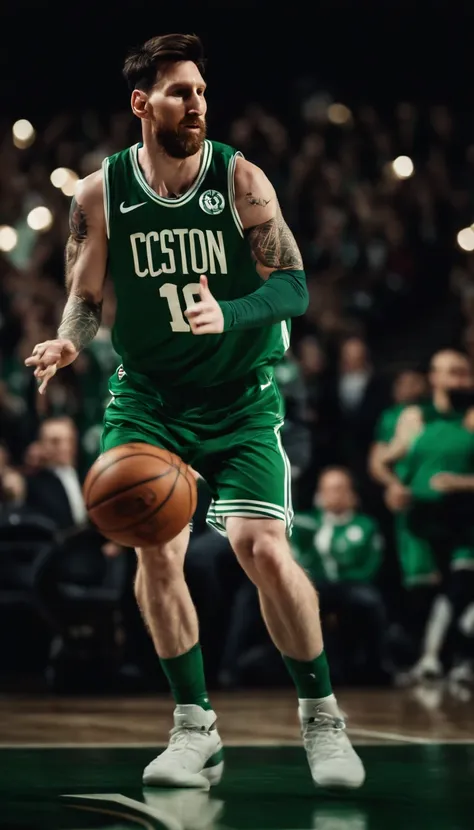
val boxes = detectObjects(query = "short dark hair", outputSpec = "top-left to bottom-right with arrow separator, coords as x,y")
123,33 -> 205,92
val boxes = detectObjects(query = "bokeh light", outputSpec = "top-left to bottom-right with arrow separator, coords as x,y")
0,225 -> 18,252
27,206 -> 53,232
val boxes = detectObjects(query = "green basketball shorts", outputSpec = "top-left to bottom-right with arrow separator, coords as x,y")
100,365 -> 294,537
396,511 -> 474,587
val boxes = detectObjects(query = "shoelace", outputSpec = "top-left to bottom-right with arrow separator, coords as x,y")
302,712 -> 348,759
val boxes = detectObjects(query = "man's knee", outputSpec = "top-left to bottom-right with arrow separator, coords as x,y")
226,517 -> 289,582
134,527 -> 189,597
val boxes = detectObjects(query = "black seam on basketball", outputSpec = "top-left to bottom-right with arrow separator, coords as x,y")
86,468 -> 175,510
95,464 -> 183,534
183,467 -> 194,517
85,450 -> 181,494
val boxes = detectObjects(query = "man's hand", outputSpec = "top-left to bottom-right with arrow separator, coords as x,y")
24,339 -> 79,394
184,275 -> 224,335
385,481 -> 411,512
430,473 -> 471,493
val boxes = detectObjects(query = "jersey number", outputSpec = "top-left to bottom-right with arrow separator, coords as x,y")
159,283 -> 201,332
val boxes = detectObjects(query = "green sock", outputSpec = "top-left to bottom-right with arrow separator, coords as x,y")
282,650 -> 333,699
159,643 -> 212,710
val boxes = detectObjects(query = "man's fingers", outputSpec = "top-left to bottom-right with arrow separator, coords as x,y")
27,348 -> 62,369
191,322 -> 215,335
184,305 -> 200,319
185,302 -> 212,320
37,364 -> 57,395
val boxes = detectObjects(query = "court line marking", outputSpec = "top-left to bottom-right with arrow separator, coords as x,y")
1,737 -> 473,748
349,728 -> 429,744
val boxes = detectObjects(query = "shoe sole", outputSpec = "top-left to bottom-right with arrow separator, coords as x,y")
313,779 -> 365,791
143,747 -> 224,789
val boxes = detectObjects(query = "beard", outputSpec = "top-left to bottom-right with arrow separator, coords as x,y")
154,117 -> 207,159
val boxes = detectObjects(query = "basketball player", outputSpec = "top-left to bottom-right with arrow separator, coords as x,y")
25,34 -> 364,790
376,350 -> 474,678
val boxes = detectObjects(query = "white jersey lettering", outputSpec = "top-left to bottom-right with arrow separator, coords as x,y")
129,229 -> 228,278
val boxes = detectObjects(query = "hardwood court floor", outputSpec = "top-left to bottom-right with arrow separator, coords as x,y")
1,686 -> 473,829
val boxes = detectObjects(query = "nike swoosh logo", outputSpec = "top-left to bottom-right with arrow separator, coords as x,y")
120,201 -> 147,213
260,380 -> 272,390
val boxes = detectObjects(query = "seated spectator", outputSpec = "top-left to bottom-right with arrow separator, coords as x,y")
26,416 -> 87,531
291,467 -> 390,683
0,442 -> 26,510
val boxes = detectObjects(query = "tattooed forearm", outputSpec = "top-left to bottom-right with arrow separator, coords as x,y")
69,196 -> 88,241
247,207 -> 304,269
245,191 -> 271,207
57,294 -> 102,351
65,197 -> 88,291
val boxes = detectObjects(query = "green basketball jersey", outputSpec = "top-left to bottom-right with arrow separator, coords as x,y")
402,415 -> 474,500
375,402 -> 407,444
102,140 -> 290,388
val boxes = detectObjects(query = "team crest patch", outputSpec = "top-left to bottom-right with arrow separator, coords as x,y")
199,189 -> 225,215
117,365 -> 126,380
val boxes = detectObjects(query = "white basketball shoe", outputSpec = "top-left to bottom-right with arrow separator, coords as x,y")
299,699 -> 365,789
143,705 -> 224,789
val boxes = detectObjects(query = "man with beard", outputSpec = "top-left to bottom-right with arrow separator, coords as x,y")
24,34 -> 364,791
377,350 -> 474,680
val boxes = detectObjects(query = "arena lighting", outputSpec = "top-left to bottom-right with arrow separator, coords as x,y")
327,103 -> 352,125
0,225 -> 18,252
61,172 -> 80,197
391,155 -> 414,179
12,119 -> 35,149
457,227 -> 474,252
50,168 -> 70,188
50,167 -> 79,195
26,206 -> 53,232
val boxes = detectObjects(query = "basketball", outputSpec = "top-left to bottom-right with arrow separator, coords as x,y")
83,443 -> 197,547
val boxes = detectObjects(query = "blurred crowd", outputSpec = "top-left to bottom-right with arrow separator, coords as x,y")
1,92 -> 474,696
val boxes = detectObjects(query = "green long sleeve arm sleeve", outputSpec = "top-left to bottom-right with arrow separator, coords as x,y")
218,269 -> 308,331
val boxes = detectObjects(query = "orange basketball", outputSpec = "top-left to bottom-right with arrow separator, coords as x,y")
83,443 -> 197,547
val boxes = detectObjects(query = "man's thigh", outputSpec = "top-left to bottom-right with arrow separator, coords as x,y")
396,513 -> 438,588
100,385 -> 194,460
198,425 -> 293,538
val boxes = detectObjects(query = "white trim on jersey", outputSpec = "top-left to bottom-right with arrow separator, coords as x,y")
227,151 -> 244,237
129,140 -> 213,207
101,157 -> 110,239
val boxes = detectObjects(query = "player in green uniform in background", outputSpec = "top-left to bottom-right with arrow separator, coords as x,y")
25,34 -> 364,791
377,351 -> 474,680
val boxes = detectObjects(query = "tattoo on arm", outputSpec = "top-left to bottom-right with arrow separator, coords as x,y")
65,197 -> 88,290
58,295 -> 102,351
247,206 -> 304,269
245,191 -> 271,207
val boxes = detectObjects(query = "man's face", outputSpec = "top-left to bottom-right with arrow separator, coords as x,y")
393,371 -> 427,403
40,422 -> 76,466
139,60 -> 207,158
316,470 -> 356,514
430,352 -> 473,392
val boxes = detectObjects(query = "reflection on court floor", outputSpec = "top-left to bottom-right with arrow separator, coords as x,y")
1,685 -> 473,829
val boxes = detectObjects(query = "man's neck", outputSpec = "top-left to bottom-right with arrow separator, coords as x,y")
138,140 -> 203,198
433,390 -> 450,413
319,508 -> 355,525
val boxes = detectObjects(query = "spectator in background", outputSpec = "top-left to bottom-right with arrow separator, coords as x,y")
0,442 -> 26,510
294,335 -> 338,506
273,351 -> 311,489
336,336 -> 387,503
369,368 -> 429,488
378,351 -> 474,682
26,416 -> 87,530
291,467 -> 389,683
